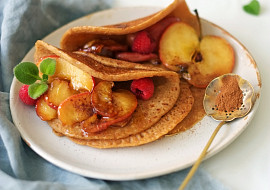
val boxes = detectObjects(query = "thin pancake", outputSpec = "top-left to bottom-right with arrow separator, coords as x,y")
168,85 -> 206,135
35,40 -> 181,140
35,40 -> 179,82
69,82 -> 194,148
60,0 -> 199,51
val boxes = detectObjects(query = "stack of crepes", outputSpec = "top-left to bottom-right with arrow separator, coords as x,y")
34,0 -> 203,148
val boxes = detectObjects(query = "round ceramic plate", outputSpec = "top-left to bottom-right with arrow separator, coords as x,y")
10,6 -> 261,180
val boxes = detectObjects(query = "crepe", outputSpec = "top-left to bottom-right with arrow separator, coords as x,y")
69,81 -> 193,148
60,0 -> 199,52
168,86 -> 206,135
35,41 -> 193,147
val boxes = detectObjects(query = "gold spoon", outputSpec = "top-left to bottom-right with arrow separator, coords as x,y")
179,73 -> 254,190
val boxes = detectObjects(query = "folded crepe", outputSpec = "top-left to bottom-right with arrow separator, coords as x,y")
70,82 -> 193,148
60,0 -> 199,52
34,40 -> 194,148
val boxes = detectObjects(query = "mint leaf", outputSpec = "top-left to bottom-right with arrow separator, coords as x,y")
243,0 -> 260,15
42,74 -> 49,81
14,62 -> 41,85
40,58 -> 56,76
28,82 -> 48,99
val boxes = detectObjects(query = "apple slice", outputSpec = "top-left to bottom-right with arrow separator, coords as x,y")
159,22 -> 199,71
91,81 -> 116,117
36,55 -> 95,92
112,89 -> 138,120
83,89 -> 138,133
36,95 -> 57,121
159,21 -> 234,88
53,58 -> 95,92
188,36 -> 235,87
58,92 -> 94,126
45,79 -> 77,109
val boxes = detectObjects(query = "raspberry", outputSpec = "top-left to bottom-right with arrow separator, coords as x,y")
132,31 -> 154,54
130,78 -> 154,100
19,85 -> 37,106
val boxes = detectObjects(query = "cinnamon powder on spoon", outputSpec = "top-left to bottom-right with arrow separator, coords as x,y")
215,75 -> 243,112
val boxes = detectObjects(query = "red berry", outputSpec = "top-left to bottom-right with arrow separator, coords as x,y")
132,31 -> 154,54
130,78 -> 154,100
19,85 -> 37,106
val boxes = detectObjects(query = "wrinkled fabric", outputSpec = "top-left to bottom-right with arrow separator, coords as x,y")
0,0 -> 229,189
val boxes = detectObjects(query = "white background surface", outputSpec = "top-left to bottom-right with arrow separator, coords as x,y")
112,0 -> 270,189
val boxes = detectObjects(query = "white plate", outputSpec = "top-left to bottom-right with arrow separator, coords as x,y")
10,6 -> 261,180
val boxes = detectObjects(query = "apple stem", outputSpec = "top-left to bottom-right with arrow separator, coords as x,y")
194,9 -> 202,41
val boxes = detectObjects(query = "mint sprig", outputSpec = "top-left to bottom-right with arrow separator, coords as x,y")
243,0 -> 260,15
14,58 -> 56,99
13,62 -> 41,85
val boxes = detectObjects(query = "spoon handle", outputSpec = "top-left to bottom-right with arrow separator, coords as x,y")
179,120 -> 226,190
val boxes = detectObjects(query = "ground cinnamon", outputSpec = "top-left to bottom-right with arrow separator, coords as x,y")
215,75 -> 243,112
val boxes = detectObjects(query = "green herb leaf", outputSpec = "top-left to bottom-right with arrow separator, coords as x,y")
13,62 -> 41,85
42,74 -> 49,81
243,0 -> 260,15
28,82 -> 48,99
39,58 -> 56,76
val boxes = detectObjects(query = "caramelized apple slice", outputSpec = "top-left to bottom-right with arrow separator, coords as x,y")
91,81 -> 116,117
36,55 -> 95,92
45,79 -> 76,109
58,92 -> 94,125
35,95 -> 57,121
83,89 -> 137,133
53,58 -> 95,91
112,89 -> 138,119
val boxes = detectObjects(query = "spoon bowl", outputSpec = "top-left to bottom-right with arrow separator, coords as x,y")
204,73 -> 254,121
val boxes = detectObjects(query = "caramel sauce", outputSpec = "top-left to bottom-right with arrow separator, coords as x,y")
168,86 -> 206,135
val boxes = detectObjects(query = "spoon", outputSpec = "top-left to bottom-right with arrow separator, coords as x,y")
179,73 -> 254,190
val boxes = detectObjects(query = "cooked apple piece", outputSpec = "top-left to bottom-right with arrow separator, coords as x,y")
188,36 -> 235,87
53,58 -> 95,91
159,22 -> 234,88
83,89 -> 138,133
36,95 -> 57,121
91,81 -> 116,117
112,89 -> 138,120
36,55 -> 95,92
159,22 -> 199,71
45,79 -> 77,109
58,92 -> 94,125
